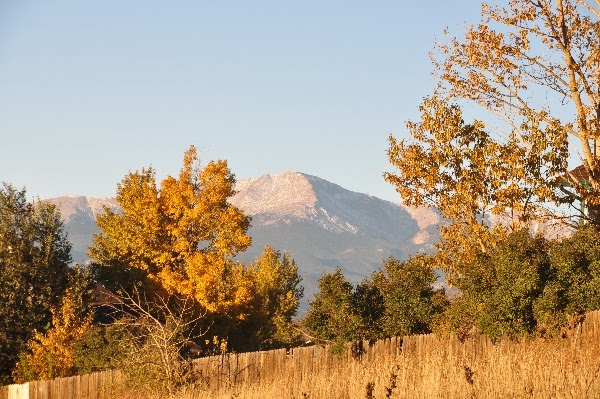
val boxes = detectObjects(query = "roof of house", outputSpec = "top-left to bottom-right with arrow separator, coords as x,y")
561,164 -> 590,186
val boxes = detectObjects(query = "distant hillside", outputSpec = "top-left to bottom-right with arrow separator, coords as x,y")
230,172 -> 440,303
47,172 -> 441,309
47,196 -> 119,261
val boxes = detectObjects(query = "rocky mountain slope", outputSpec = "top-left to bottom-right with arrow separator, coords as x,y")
47,172 -> 441,308
46,196 -> 119,261
230,173 -> 440,300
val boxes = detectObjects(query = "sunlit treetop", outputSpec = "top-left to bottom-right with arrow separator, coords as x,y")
431,0 -> 600,221
90,146 -> 252,313
386,0 -> 600,271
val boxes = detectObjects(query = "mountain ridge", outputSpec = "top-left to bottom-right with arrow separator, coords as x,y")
47,172 -> 440,309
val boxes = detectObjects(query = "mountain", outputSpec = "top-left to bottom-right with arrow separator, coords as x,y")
47,196 -> 119,261
230,173 -> 440,301
47,172 -> 441,309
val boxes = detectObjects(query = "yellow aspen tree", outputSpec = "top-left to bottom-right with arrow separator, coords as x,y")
90,146 -> 252,318
436,0 -> 600,223
12,288 -> 92,382
386,98 -> 567,270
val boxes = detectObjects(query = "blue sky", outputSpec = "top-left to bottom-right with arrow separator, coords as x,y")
0,1 -> 483,202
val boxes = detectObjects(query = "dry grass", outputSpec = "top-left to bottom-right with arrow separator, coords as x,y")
140,330 -> 600,399
8,312 -> 600,398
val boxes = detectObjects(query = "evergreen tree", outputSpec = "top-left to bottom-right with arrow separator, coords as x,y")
0,184 -> 71,383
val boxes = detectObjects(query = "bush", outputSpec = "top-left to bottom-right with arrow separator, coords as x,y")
304,257 -> 448,347
438,226 -> 600,339
438,230 -> 549,339
535,225 -> 600,335
372,256 -> 448,338
73,324 -> 131,374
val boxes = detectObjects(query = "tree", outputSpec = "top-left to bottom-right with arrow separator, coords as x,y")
372,256 -> 448,338
303,269 -> 362,346
12,269 -> 94,382
304,259 -> 447,348
0,184 -> 72,383
451,230 -> 551,340
90,146 -> 252,320
89,147 -> 305,353
385,0 -> 600,267
351,279 -> 386,342
535,225 -> 600,335
107,289 -> 206,395
434,226 -> 600,340
75,288 -> 207,395
233,246 -> 303,351
386,98 -> 567,269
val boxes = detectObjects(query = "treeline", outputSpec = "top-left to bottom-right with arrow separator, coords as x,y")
0,146 -> 304,393
302,226 -> 600,348
4,145 -> 600,394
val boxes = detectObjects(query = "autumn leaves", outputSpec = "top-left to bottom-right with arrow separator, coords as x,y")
89,146 -> 303,352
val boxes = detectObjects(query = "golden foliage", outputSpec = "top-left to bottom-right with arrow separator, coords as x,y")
90,146 -> 252,316
386,98 -> 566,269
431,0 -> 600,221
12,287 -> 92,382
246,246 -> 303,346
90,147 -> 303,352
386,0 -> 600,267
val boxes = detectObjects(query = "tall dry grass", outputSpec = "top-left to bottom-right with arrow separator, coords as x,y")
10,313 -> 600,399
141,330 -> 600,399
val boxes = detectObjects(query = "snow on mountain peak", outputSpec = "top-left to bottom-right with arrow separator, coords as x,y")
232,172 -> 318,218
46,196 -> 118,221
45,173 -> 441,308
231,172 -> 419,237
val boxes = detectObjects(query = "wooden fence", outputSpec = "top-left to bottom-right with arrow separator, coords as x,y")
190,337 -> 404,390
0,371 -> 122,399
3,309 -> 600,398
